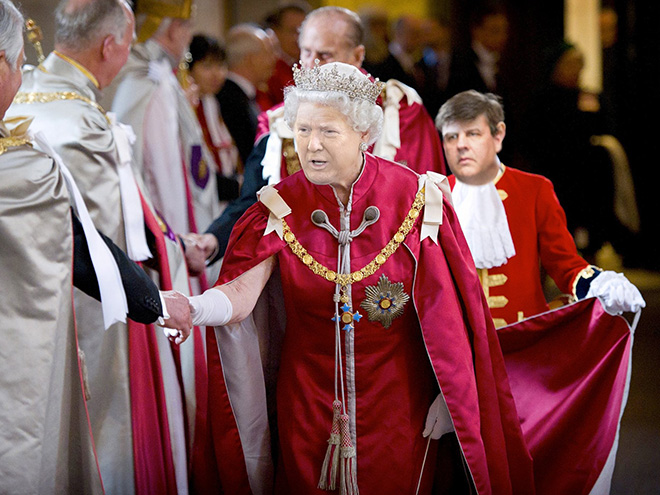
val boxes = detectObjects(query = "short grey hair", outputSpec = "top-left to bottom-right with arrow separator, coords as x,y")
0,0 -> 24,70
435,90 -> 504,136
283,89 -> 383,145
55,0 -> 131,50
300,7 -> 364,49
225,24 -> 269,69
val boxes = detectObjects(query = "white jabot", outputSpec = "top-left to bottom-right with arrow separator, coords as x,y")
33,131 -> 129,329
452,175 -> 515,269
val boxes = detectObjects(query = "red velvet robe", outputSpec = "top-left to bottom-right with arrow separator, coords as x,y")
206,154 -> 534,494
498,298 -> 634,495
449,166 -> 588,327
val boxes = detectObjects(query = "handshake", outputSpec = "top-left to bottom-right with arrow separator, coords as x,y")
158,288 -> 234,344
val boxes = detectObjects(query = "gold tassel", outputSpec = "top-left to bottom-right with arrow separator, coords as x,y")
318,400 -> 342,490
339,414 -> 359,495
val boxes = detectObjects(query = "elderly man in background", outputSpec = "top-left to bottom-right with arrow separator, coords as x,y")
111,0 -> 220,242
196,6 -> 446,264
217,23 -> 276,166
6,0 -> 206,492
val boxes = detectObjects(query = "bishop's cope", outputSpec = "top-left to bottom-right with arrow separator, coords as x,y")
177,61 -> 535,495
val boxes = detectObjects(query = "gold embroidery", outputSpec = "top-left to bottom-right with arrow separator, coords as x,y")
282,138 -> 301,175
13,91 -> 111,125
0,137 -> 32,155
487,295 -> 509,308
492,318 -> 508,328
282,188 -> 425,286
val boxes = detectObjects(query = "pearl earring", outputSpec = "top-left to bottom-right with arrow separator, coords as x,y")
359,142 -> 368,152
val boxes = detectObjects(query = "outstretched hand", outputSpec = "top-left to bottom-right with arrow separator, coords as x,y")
160,290 -> 192,344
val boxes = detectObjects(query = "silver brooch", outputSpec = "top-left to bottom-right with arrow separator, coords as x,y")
360,274 -> 410,329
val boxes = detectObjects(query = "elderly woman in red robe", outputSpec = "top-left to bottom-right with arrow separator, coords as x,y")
177,62 -> 535,495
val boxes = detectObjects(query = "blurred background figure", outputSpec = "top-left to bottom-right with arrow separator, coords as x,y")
521,41 -> 639,264
189,34 -> 241,208
447,5 -> 509,96
262,1 -> 310,107
217,23 -> 275,167
416,17 -> 452,118
370,14 -> 423,90
359,5 -> 390,76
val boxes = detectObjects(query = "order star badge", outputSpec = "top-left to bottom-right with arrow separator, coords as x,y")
360,274 -> 410,329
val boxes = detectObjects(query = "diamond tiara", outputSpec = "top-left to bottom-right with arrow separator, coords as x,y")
291,61 -> 384,104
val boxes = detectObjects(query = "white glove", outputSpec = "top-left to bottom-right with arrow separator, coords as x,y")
188,288 -> 233,326
586,270 -> 646,315
422,393 -> 454,439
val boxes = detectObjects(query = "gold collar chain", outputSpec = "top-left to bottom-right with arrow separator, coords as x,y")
13,91 -> 111,125
282,187 -> 425,286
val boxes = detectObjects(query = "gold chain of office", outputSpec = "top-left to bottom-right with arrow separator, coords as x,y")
0,137 -> 32,156
281,187 -> 425,286
13,91 -> 111,125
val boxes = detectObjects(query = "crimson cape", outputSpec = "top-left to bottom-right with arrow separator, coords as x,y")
205,153 -> 534,494
498,298 -> 634,495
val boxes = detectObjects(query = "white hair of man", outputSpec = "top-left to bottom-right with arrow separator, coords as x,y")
55,0 -> 131,50
0,0 -> 24,70
283,62 -> 383,145
225,24 -> 269,70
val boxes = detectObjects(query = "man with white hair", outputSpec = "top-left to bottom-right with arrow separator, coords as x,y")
218,23 -> 276,166
7,1 -> 203,492
196,6 -> 447,264
111,0 -> 220,240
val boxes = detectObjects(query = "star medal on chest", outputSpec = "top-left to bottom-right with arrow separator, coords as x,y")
332,287 -> 362,332
361,274 -> 410,328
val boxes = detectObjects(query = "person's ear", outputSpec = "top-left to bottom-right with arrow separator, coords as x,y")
353,45 -> 366,67
101,34 -> 115,61
493,121 -> 506,152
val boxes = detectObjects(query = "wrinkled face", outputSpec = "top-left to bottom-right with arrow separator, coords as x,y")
191,57 -> 226,95
275,10 -> 306,60
298,17 -> 363,68
441,114 -> 504,185
294,102 -> 366,196
0,47 -> 24,119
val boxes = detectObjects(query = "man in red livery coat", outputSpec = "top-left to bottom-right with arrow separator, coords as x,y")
172,62 -> 534,494
435,90 -> 644,328
196,6 -> 446,263
435,89 -> 645,494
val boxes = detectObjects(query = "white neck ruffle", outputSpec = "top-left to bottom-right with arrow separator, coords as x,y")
453,176 -> 515,269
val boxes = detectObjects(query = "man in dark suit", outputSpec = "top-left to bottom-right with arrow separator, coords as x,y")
217,24 -> 276,166
447,6 -> 509,96
370,14 -> 422,90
